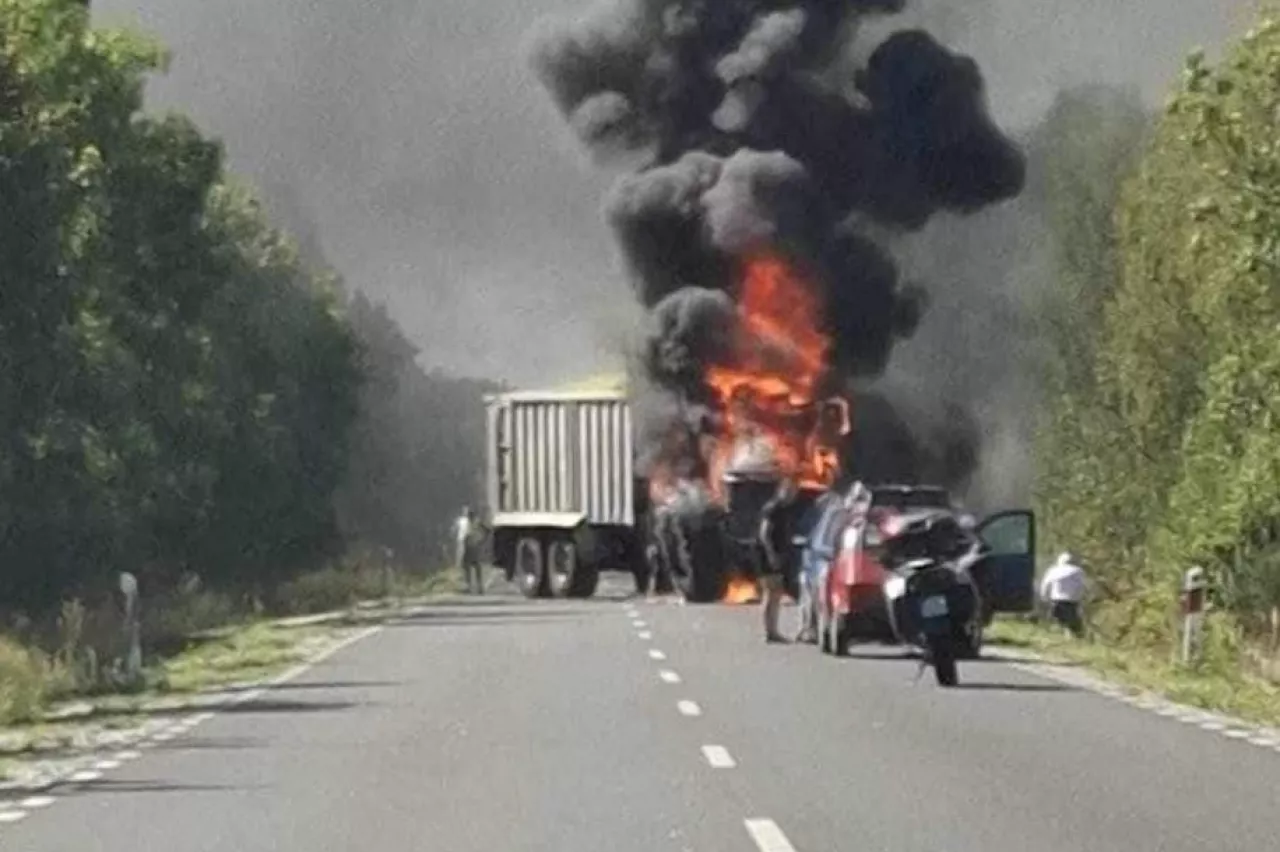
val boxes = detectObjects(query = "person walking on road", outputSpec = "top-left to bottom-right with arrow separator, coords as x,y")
759,478 -> 803,644
1040,551 -> 1088,638
454,506 -> 484,595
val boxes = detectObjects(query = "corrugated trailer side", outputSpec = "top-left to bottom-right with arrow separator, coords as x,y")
484,389 -> 643,599
487,390 -> 634,527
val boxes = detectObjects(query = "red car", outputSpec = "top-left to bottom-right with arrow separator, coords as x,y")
814,485 -> 1036,657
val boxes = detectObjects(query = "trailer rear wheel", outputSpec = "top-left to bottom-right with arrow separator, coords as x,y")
515,537 -> 545,599
547,538 -> 574,598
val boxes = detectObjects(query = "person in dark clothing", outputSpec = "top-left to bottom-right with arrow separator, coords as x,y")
758,478 -> 804,643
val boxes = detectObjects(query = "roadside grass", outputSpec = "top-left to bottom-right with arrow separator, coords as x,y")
0,563 -> 470,732
159,622 -> 329,694
988,618 -> 1280,727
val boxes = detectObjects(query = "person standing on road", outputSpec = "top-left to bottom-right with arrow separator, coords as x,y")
1039,552 -> 1088,638
454,506 -> 484,595
759,478 -> 803,644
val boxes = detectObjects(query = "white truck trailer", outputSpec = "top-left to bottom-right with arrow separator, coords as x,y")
484,387 -> 650,598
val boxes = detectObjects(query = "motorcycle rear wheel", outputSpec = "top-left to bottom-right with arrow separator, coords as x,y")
930,639 -> 959,687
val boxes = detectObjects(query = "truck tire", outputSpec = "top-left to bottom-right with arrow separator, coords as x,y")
677,525 -> 727,603
547,537 -> 576,598
515,536 -> 545,599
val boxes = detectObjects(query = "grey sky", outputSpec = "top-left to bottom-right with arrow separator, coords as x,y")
92,0 -> 1251,387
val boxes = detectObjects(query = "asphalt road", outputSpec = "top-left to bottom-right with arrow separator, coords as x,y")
4,578 -> 1279,851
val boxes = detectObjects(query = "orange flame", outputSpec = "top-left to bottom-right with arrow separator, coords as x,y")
722,575 -> 761,605
705,254 -> 851,496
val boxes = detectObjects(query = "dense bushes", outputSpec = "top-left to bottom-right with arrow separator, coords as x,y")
1034,12 -> 1280,656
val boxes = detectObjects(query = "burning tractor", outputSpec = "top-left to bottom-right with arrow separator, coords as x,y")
646,395 -> 851,604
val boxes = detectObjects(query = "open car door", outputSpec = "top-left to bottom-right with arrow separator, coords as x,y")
973,509 -> 1036,614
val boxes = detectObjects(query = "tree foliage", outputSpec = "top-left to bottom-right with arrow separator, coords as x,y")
0,0 -> 361,612
1035,11 -> 1280,647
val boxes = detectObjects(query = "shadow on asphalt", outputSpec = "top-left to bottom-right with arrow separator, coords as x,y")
950,681 -> 1077,693
404,606 -> 590,619
217,698 -> 363,715
150,736 -> 263,752
422,594 -> 635,606
837,649 -> 1084,668
76,778 -> 252,794
976,653 -> 1085,667
390,608 -> 600,629
223,680 -> 399,692
391,616 -> 583,629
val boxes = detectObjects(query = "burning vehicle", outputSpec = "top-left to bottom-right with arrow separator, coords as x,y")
481,377 -> 844,604
524,0 -> 1026,555
515,0 -> 1028,593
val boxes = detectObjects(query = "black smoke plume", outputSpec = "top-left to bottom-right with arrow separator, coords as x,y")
529,0 -> 1024,497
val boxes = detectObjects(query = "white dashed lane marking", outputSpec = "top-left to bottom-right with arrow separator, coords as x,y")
745,818 -> 797,852
19,797 -> 55,810
0,812 -> 26,824
659,669 -> 682,684
701,745 -> 736,769
678,700 -> 702,717
93,759 -> 121,771
632,620 -> 648,629
68,770 -> 101,784
637,631 -> 653,640
649,649 -> 667,661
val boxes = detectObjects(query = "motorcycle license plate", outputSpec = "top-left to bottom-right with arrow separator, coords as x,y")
920,595 -> 948,618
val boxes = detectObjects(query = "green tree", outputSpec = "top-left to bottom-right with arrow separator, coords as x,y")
1035,10 -> 1280,649
0,0 -> 360,613
1028,84 -> 1153,606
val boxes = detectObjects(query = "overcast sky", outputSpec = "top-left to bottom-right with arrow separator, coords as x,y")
92,0 -> 1251,387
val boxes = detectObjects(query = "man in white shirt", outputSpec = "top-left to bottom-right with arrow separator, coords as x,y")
1039,552 -> 1088,637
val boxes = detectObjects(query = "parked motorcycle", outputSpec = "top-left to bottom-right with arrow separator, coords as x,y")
879,511 -> 985,686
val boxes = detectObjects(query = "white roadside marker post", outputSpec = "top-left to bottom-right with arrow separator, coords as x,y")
120,572 -> 143,688
1180,566 -> 1206,666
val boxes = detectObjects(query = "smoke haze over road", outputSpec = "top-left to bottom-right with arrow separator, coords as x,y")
91,0 -> 1249,393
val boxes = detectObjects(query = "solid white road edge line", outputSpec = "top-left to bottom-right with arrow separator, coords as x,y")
744,818 -> 797,852
678,700 -> 702,717
0,623 -> 386,813
659,669 -> 682,684
649,649 -> 667,660
701,745 -> 736,768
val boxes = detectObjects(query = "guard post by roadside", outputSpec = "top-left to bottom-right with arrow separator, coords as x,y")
1179,566 -> 1207,665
